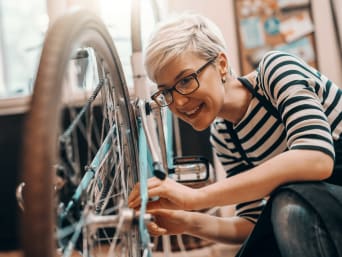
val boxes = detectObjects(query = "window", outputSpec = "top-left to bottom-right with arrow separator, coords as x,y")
0,0 -> 47,98
100,0 -> 160,88
0,0 -> 164,98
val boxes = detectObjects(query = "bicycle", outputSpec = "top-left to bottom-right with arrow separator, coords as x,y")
20,7 -> 147,257
18,6 -> 211,257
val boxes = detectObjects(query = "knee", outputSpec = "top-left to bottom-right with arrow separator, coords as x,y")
270,190 -> 309,238
270,189 -> 340,257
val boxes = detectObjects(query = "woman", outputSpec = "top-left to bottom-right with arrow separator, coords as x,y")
128,13 -> 342,257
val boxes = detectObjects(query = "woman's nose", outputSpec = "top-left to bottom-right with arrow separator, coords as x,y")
172,91 -> 190,106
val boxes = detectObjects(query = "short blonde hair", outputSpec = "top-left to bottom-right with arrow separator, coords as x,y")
144,12 -> 228,82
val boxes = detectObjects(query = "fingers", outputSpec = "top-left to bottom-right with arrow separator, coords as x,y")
147,221 -> 167,236
128,181 -> 140,203
147,208 -> 172,217
128,177 -> 189,210
146,200 -> 162,210
128,196 -> 141,209
128,177 -> 165,208
132,209 -> 167,236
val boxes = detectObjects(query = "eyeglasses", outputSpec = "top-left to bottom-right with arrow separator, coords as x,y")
151,56 -> 217,107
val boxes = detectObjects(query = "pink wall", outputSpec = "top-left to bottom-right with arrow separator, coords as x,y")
168,0 -> 241,75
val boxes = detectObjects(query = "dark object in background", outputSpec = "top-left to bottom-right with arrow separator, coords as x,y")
176,119 -> 213,164
0,113 -> 25,250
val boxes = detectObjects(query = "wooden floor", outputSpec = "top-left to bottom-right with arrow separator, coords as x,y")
0,244 -> 240,257
0,251 -> 22,257
0,250 -> 81,257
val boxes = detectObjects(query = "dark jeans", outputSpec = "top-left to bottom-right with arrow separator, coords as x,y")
237,182 -> 342,257
237,140 -> 342,257
271,190 -> 339,257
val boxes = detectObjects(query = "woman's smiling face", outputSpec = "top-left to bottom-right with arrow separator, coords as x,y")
155,52 -> 226,131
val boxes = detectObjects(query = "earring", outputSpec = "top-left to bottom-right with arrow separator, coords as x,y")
221,77 -> 226,84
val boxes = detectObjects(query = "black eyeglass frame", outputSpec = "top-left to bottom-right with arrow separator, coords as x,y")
151,55 -> 218,107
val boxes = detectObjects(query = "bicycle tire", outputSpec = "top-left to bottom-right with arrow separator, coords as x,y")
20,9 -> 139,257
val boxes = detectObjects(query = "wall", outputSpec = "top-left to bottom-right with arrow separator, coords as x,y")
167,0 -> 342,86
168,0 -> 241,75
312,0 -> 342,86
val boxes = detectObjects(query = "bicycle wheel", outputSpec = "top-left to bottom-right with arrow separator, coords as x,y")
20,9 -> 140,257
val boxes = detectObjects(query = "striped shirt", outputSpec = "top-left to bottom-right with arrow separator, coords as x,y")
210,51 -> 342,223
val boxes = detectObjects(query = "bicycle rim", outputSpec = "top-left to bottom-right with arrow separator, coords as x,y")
20,9 -> 140,257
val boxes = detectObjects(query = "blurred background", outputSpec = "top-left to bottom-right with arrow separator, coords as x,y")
0,0 -> 341,256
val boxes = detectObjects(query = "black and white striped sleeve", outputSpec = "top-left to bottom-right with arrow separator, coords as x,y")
258,51 -> 335,160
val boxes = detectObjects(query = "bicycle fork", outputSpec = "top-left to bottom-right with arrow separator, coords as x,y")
136,99 -> 168,180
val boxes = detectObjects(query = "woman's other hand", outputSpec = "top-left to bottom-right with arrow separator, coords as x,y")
147,209 -> 190,236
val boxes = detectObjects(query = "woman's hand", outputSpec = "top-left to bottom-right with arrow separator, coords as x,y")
147,208 -> 254,244
128,177 -> 205,210
147,209 -> 191,236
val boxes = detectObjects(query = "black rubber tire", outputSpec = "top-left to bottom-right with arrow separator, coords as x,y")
20,9 -> 139,257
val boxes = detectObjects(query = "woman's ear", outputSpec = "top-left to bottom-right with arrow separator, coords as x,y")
217,52 -> 229,84
217,52 -> 228,77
